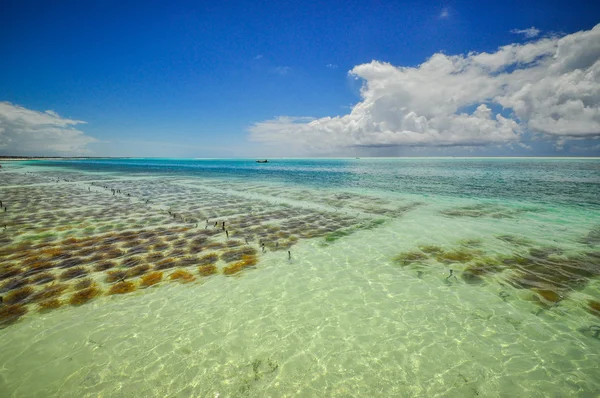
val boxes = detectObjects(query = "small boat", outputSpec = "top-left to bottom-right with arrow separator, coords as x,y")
256,159 -> 269,163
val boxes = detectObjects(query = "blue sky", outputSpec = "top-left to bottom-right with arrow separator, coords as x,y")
1,0 -> 599,157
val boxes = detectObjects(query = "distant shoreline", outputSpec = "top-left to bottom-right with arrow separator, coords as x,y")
1,156 -> 599,162
0,157 -> 114,161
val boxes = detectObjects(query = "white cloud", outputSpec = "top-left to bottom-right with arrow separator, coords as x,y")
511,27 -> 541,39
0,102 -> 97,155
249,24 -> 600,154
326,64 -> 339,69
254,54 -> 263,60
273,66 -> 292,75
439,8 -> 449,19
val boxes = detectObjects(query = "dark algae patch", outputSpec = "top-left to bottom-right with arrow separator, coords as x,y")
579,225 -> 600,246
391,239 -> 600,312
140,271 -> 163,287
69,286 -> 102,305
0,304 -> 28,327
440,203 -> 539,219
392,251 -> 428,266
435,249 -> 479,263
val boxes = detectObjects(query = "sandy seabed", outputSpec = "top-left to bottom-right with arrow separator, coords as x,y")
0,160 -> 599,397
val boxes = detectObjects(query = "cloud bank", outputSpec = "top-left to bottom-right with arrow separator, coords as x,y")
0,102 -> 97,155
250,24 -> 600,154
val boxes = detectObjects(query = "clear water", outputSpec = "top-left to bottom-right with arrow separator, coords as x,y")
0,158 -> 599,397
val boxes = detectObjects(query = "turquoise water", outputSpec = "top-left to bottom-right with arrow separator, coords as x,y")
1,158 -> 599,397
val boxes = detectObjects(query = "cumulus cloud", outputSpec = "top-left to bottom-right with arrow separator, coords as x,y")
0,102 -> 97,155
249,24 -> 600,154
511,27 -> 541,39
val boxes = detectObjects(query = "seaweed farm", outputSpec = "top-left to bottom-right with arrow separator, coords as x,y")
1,158 -> 600,396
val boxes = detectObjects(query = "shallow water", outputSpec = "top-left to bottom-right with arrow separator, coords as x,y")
0,158 -> 599,397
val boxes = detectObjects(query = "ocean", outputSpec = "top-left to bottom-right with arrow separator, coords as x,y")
0,158 -> 599,397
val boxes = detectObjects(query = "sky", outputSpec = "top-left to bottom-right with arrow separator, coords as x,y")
1,0 -> 599,157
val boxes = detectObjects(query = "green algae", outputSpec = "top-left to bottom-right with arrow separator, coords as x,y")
579,225 -> 600,246
457,238 -> 483,248
496,235 -> 533,246
324,230 -> 352,243
392,251 -> 428,266
435,249 -> 478,263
